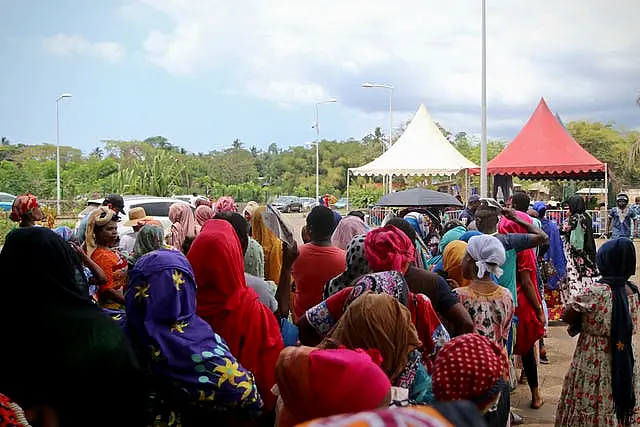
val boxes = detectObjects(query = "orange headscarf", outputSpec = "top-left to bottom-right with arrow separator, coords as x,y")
443,241 -> 469,287
251,206 -> 283,283
187,219 -> 284,410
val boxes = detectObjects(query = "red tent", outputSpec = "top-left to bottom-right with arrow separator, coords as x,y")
486,98 -> 605,179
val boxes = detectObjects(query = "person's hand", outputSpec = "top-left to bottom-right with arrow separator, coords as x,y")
283,241 -> 299,268
537,307 -> 546,326
501,208 -> 517,221
70,242 -> 89,263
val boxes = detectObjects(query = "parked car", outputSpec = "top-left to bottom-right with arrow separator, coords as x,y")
299,197 -> 318,211
76,195 -> 194,238
271,196 -> 303,213
334,198 -> 348,209
0,192 -> 16,212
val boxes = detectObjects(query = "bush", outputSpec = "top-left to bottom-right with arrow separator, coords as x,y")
349,187 -> 384,208
0,214 -> 16,245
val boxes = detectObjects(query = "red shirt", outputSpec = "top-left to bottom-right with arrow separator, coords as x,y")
292,243 -> 346,320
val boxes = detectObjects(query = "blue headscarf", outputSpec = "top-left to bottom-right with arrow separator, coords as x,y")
533,201 -> 567,289
459,230 -> 482,242
596,238 -> 638,425
125,249 -> 263,411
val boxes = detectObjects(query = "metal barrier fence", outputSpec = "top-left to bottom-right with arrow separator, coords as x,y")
368,207 -> 608,237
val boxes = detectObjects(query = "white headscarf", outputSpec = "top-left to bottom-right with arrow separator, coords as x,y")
466,234 -> 506,279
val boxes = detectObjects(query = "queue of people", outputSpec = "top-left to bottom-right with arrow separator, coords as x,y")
1,191 -> 639,427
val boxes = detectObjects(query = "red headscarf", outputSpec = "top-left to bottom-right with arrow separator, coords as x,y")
275,346 -> 391,427
10,194 -> 38,222
187,219 -> 284,410
364,225 -> 415,272
432,333 -> 506,412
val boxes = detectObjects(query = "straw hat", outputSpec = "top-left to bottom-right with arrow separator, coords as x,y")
123,207 -> 152,226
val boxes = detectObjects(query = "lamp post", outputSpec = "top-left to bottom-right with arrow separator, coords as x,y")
313,99 -> 337,203
362,82 -> 394,193
56,93 -> 72,216
480,0 -> 488,197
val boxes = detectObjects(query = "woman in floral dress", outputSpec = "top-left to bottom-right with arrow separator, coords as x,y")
556,238 -> 640,426
454,234 -> 513,427
559,196 -> 598,307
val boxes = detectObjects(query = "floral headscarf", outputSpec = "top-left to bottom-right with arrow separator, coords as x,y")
9,194 -> 39,222
214,196 -> 237,214
0,393 -> 31,426
126,249 -> 263,412
324,234 -> 371,299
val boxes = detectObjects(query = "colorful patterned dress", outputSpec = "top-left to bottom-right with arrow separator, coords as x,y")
555,283 -> 640,426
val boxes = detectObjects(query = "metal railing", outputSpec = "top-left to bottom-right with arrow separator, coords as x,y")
368,207 -> 609,238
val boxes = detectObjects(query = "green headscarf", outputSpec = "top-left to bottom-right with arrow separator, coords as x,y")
130,225 -> 167,265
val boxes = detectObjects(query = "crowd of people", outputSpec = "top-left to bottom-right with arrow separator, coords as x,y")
0,190 -> 639,427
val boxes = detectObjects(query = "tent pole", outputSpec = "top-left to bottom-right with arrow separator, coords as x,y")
465,169 -> 470,201
389,174 -> 393,193
604,163 -> 608,210
346,169 -> 351,212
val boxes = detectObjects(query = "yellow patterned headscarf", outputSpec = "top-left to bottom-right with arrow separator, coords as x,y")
86,206 -> 117,256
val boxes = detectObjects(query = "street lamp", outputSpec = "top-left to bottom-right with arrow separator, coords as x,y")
56,93 -> 72,216
362,82 -> 394,193
312,98 -> 338,203
480,0 -> 488,197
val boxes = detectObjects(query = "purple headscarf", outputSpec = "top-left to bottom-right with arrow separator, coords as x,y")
125,249 -> 263,410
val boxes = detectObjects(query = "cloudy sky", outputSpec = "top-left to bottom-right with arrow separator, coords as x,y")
1,0 -> 639,153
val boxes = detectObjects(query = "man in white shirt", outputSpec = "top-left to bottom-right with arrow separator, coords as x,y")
120,207 -> 152,254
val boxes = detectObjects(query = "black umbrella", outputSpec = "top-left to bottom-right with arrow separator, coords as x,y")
376,188 -> 463,208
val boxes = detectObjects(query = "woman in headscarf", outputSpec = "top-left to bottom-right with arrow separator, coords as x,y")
323,234 -> 371,298
214,196 -> 237,214
251,206 -> 283,283
498,211 -> 545,410
195,204 -> 215,227
168,202 -> 198,253
323,293 -> 433,405
454,235 -> 513,348
86,206 -> 128,309
126,249 -> 263,424
403,212 -> 432,268
300,226 -> 450,366
426,225 -> 466,270
556,238 -> 640,426
331,216 -> 367,250
425,232 -> 440,258
442,240 -> 469,288
295,401 -> 488,427
560,195 -> 597,308
433,333 -> 508,427
532,201 -> 567,322
274,346 -> 391,427
54,225 -> 106,302
187,220 -> 284,412
0,227 -> 147,427
128,222 -> 168,267
9,194 -> 43,228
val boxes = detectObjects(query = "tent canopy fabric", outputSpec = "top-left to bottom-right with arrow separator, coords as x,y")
376,188 -> 463,208
350,104 -> 477,177
484,98 -> 605,180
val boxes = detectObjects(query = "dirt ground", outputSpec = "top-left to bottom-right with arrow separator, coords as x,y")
280,212 -> 640,426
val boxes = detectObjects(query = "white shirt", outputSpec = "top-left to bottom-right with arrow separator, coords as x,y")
119,231 -> 138,254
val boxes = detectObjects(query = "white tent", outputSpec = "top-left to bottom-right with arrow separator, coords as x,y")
350,104 -> 477,177
346,104 -> 477,209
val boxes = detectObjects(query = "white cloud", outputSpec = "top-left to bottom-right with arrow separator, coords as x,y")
135,0 -> 640,134
42,34 -> 124,63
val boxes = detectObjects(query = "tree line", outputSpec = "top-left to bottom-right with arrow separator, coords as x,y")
0,119 -> 638,211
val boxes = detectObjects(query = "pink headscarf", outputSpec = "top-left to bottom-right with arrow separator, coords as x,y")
214,196 -> 237,214
195,205 -> 215,227
331,216 -> 368,250
364,225 -> 415,273
168,203 -> 197,251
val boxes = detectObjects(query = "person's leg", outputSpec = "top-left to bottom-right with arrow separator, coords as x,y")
522,347 -> 543,408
